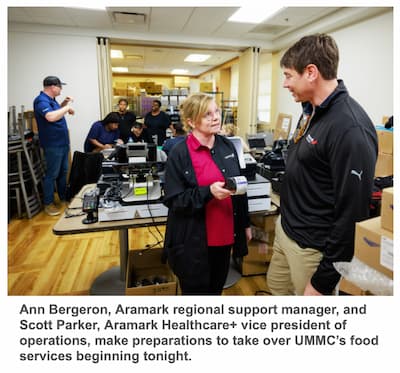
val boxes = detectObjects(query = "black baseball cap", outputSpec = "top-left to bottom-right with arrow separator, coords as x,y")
43,76 -> 66,87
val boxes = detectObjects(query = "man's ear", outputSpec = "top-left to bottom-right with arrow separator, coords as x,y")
305,64 -> 319,81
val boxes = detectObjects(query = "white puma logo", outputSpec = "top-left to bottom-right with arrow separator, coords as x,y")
351,169 -> 363,181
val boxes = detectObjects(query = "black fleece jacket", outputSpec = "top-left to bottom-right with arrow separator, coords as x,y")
281,80 -> 378,294
162,135 -> 250,287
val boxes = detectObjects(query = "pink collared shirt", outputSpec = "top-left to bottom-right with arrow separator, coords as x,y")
187,133 -> 234,246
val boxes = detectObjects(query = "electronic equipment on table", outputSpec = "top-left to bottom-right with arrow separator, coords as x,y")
95,143 -> 167,222
247,174 -> 271,212
227,136 -> 257,180
82,188 -> 100,224
82,141 -> 273,223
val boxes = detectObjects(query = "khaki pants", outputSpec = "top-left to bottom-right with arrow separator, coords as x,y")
267,216 -> 323,295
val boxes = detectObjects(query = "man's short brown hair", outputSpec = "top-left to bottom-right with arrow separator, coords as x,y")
280,33 -> 339,80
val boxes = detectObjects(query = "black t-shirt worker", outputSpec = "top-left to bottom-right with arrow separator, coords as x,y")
116,98 -> 136,143
144,99 -> 171,146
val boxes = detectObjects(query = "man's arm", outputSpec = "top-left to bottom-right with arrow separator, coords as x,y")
45,105 -> 72,122
60,96 -> 75,115
310,125 -> 377,294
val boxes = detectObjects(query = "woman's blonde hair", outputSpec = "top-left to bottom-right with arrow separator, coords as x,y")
221,123 -> 237,137
179,93 -> 214,131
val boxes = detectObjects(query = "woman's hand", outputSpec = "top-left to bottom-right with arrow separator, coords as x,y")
245,227 -> 252,242
210,181 -> 232,200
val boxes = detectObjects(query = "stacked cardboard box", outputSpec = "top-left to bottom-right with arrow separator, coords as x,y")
147,84 -> 163,94
375,126 -> 393,177
341,187 -> 393,295
339,196 -> 393,295
354,216 -> 393,279
381,187 -> 393,232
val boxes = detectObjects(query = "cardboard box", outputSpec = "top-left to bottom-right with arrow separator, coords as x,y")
376,129 -> 393,154
339,278 -> 370,296
199,82 -> 213,92
381,187 -> 393,232
147,84 -> 163,94
113,88 -> 127,96
375,152 -> 393,177
126,248 -> 177,295
274,113 -> 292,140
354,217 -> 393,279
139,81 -> 155,89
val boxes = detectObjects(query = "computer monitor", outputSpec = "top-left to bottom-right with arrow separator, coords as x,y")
247,132 -> 274,150
227,136 -> 246,169
126,142 -> 147,158
247,137 -> 266,149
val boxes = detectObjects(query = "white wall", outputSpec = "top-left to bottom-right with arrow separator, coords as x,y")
274,11 -> 393,126
8,31 -> 101,154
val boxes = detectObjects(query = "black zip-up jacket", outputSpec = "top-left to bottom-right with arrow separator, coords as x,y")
162,135 -> 250,288
281,80 -> 378,294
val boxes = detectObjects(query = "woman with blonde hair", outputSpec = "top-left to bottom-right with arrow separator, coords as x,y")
162,93 -> 252,295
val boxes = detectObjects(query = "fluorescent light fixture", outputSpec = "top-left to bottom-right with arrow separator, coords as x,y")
112,67 -> 128,73
110,50 -> 124,59
171,69 -> 189,75
228,6 -> 283,24
184,54 -> 211,63
70,6 -> 107,11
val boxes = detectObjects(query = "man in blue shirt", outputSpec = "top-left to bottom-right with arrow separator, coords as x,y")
33,76 -> 74,216
84,112 -> 123,152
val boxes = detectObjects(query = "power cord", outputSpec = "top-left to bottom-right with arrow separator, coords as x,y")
145,176 -> 164,246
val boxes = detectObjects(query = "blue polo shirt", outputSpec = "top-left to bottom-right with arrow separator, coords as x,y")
33,91 -> 69,148
84,121 -> 120,152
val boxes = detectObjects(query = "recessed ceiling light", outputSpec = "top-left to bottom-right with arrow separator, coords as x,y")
110,50 -> 124,59
228,6 -> 283,24
184,54 -> 211,63
126,54 -> 143,60
171,69 -> 189,75
112,67 -> 128,73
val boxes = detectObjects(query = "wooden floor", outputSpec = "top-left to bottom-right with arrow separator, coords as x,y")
8,208 -> 270,296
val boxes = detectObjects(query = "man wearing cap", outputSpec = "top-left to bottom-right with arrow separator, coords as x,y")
130,122 -> 153,143
33,76 -> 74,216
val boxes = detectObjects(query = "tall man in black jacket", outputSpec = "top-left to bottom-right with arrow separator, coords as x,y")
267,34 -> 378,295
